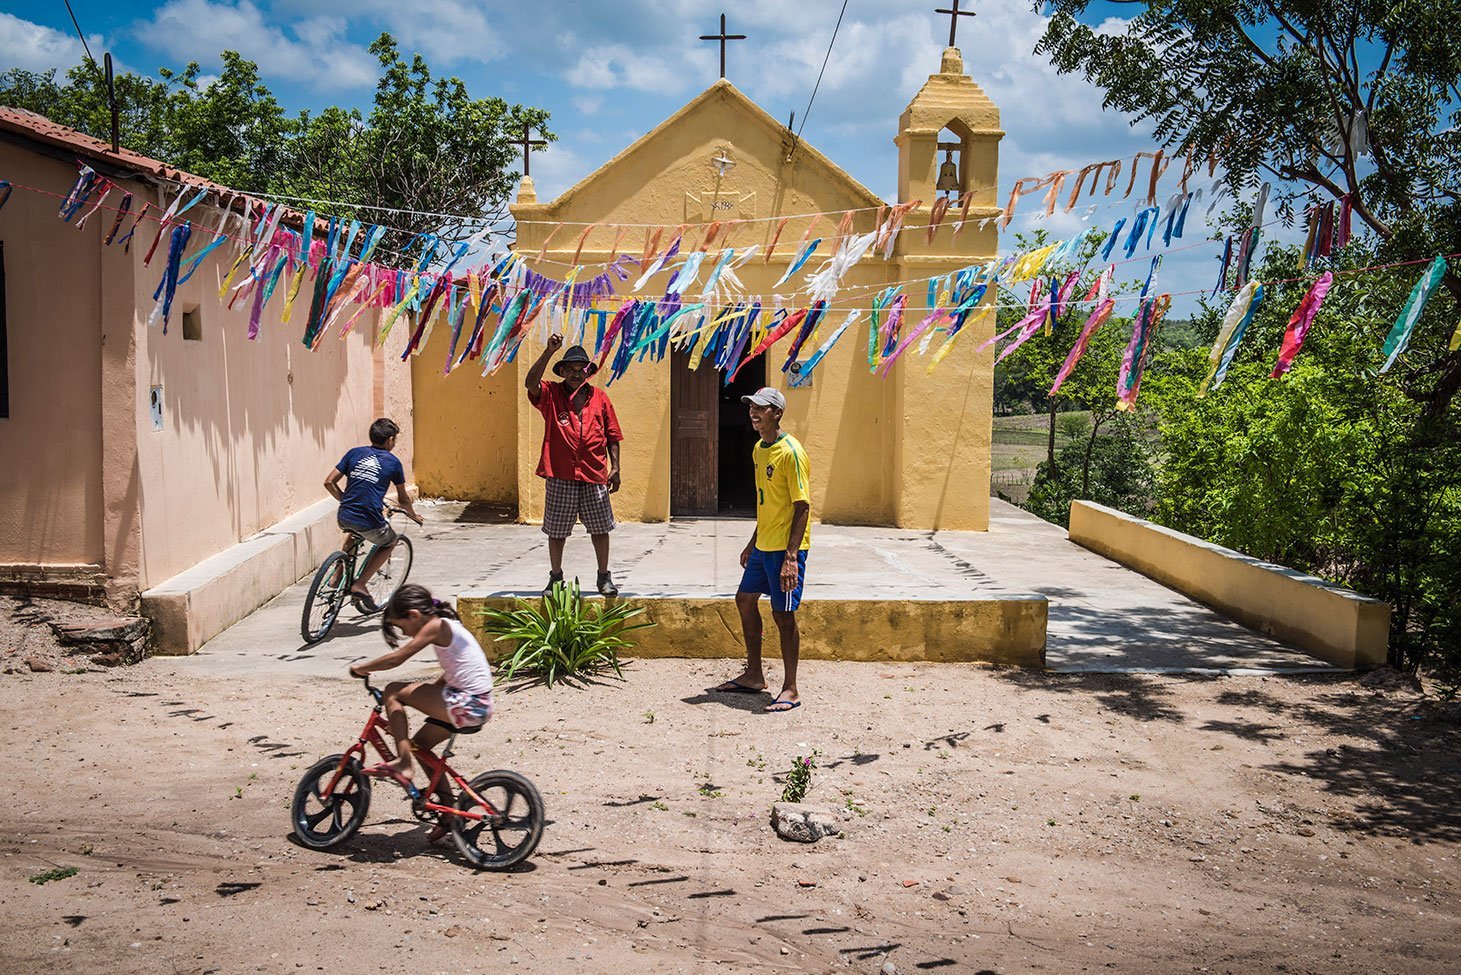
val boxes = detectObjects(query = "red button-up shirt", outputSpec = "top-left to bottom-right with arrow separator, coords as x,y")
533,380 -> 623,484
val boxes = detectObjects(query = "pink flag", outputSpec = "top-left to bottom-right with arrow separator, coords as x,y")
1270,272 -> 1333,377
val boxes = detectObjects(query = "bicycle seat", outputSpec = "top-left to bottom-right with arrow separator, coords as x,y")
426,716 -> 483,735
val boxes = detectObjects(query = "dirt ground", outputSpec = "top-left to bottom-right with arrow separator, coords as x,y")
2,655 -> 1459,975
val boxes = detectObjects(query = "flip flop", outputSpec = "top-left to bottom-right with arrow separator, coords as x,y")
351,591 -> 380,614
363,764 -> 420,797
764,698 -> 802,713
426,822 -> 451,845
713,680 -> 767,694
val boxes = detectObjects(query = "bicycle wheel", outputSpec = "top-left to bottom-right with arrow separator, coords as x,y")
452,770 -> 545,870
291,753 -> 372,850
300,551 -> 350,645
363,535 -> 413,613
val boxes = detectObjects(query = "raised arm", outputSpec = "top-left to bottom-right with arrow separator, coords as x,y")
525,333 -> 564,405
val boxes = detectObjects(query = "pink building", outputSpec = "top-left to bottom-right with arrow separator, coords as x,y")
0,108 -> 413,653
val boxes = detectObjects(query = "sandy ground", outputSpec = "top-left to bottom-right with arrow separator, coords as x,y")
3,655 -> 1459,974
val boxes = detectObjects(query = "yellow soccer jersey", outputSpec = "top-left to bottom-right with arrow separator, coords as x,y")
752,433 -> 812,552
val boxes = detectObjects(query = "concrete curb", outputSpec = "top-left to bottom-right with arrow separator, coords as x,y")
141,498 -> 340,656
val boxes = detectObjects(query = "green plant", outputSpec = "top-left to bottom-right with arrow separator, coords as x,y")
698,783 -> 724,799
479,580 -> 654,686
779,750 -> 819,804
29,867 -> 78,885
650,801 -> 668,811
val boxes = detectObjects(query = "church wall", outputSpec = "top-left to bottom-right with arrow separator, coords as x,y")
454,70 -> 1003,532
411,323 -> 519,504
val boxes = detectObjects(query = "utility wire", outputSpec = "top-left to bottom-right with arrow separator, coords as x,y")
793,0 -> 851,146
61,0 -> 100,74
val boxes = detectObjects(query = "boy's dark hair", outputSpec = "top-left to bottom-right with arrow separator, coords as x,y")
380,583 -> 460,647
369,418 -> 400,447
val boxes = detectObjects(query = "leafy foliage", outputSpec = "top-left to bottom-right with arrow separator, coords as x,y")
479,581 -> 653,687
1025,414 -> 1158,528
0,35 -> 552,267
1037,0 -> 1461,418
1147,242 -> 1460,674
778,751 -> 819,804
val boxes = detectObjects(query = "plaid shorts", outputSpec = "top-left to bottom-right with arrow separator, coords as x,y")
542,478 -> 616,538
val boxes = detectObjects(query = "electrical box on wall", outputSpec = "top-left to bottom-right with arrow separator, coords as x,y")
149,385 -> 163,431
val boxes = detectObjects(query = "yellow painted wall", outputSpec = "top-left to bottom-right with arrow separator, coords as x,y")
412,320 -> 518,503
425,52 -> 1002,530
1069,501 -> 1391,668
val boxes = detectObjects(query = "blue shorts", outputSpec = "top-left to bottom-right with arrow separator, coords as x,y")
738,549 -> 808,613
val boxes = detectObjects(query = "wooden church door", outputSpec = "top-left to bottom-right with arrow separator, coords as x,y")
670,351 -> 719,515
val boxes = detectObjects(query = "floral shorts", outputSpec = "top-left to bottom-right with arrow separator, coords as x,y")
442,686 -> 494,729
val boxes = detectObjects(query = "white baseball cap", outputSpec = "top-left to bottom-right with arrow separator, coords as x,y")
740,387 -> 786,410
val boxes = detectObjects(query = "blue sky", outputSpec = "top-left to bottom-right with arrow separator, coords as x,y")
2,0 -> 1287,314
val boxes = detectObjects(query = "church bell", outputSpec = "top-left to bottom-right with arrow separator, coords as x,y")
936,150 -> 960,193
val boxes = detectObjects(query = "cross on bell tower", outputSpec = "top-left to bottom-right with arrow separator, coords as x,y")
516,122 -> 547,178
935,0 -> 976,48
698,13 -> 747,80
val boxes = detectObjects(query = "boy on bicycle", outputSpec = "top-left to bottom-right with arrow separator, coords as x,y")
325,418 -> 423,612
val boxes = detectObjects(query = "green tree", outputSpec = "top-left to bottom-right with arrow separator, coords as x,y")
1038,0 -> 1461,421
1147,242 -> 1461,673
0,34 -> 553,268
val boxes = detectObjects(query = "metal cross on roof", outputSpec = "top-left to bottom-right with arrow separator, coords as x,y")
516,122 -> 547,178
935,0 -> 977,48
699,13 -> 747,80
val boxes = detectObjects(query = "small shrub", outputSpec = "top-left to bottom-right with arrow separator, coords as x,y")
479,580 -> 654,686
29,867 -> 78,885
779,750 -> 819,804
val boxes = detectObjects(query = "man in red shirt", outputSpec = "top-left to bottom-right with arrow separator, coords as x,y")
525,334 -> 624,596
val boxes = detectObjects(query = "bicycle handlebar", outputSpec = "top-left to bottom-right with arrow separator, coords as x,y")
359,673 -> 383,703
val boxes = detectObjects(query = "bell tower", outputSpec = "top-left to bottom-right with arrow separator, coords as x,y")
895,47 -> 1001,210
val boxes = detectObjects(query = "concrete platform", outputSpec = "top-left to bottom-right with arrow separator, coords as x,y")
179,498 -> 1337,677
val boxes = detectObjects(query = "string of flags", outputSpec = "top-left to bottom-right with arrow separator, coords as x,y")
10,162 -> 1457,413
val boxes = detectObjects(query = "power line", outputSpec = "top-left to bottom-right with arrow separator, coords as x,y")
792,0 -> 851,146
61,0 -> 100,72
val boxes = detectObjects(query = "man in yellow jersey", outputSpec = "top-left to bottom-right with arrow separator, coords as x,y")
712,387 -> 811,713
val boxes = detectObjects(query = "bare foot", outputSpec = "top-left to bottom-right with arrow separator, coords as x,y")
712,674 -> 767,693
365,756 -> 414,786
764,691 -> 801,713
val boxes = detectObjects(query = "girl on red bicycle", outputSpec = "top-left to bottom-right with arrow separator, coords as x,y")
347,584 -> 494,803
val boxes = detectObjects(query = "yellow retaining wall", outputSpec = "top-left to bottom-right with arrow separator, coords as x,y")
1068,501 -> 1389,669
458,593 -> 1047,668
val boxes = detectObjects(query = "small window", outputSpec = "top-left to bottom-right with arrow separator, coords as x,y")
182,307 -> 201,342
0,241 -> 8,418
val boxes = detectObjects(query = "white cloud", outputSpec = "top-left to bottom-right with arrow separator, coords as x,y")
572,94 -> 603,115
0,12 -> 103,73
271,0 -> 504,66
527,142 -> 591,202
131,0 -> 377,91
565,43 -> 696,94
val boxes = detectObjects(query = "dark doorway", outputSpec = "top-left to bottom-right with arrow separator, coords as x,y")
717,356 -> 764,516
671,350 -> 719,515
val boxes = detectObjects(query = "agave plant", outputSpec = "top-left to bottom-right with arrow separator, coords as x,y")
479,580 -> 654,686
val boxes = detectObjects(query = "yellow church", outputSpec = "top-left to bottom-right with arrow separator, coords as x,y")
412,46 -> 1002,531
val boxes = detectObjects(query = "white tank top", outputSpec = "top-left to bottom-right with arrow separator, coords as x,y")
435,619 -> 494,696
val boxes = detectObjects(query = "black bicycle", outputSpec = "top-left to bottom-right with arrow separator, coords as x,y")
300,506 -> 415,645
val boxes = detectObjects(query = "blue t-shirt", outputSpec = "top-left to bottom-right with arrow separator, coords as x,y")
336,446 -> 405,530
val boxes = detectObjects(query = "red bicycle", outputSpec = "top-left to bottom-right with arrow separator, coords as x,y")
291,677 -> 544,870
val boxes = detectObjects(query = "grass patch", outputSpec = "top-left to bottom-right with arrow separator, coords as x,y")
29,867 -> 78,885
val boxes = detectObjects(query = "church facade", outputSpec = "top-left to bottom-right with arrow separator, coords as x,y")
413,47 -> 1002,530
